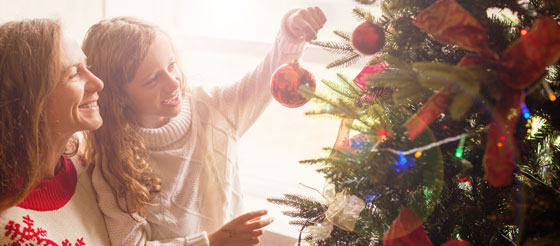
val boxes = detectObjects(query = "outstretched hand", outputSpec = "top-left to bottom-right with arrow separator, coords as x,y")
284,6 -> 327,42
208,209 -> 274,246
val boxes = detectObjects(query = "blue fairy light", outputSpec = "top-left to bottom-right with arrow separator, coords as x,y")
521,101 -> 530,119
398,153 -> 407,165
366,192 -> 380,202
394,152 -> 414,172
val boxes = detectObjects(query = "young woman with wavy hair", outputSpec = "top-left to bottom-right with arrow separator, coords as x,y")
0,18 -> 109,244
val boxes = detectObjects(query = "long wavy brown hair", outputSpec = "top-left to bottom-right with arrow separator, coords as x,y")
0,19 -> 62,212
82,17 -> 172,217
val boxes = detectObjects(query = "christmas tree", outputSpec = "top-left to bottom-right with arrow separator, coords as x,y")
268,0 -> 560,245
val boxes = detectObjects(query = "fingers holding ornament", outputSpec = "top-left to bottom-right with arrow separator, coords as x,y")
285,6 -> 327,41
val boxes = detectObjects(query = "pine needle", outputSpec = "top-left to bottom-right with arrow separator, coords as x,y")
326,53 -> 361,69
309,40 -> 354,54
333,30 -> 352,41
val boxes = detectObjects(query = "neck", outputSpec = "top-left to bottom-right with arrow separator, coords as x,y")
43,132 -> 73,180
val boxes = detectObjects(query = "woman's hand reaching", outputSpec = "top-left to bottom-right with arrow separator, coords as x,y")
284,6 -> 327,42
208,209 -> 274,246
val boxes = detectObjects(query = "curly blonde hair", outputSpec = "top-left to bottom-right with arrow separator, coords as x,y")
82,17 -> 170,217
0,19 -> 62,212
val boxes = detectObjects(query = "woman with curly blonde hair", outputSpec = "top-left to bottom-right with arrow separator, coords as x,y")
0,18 -> 109,245
84,7 -> 326,246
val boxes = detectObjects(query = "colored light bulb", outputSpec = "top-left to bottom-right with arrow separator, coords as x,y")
455,148 -> 463,158
521,101 -> 530,119
455,137 -> 466,158
377,129 -> 387,141
399,152 -> 407,165
543,81 -> 556,102
520,29 -> 528,36
394,152 -> 414,172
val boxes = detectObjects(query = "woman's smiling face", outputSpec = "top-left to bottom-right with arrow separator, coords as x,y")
46,35 -> 104,137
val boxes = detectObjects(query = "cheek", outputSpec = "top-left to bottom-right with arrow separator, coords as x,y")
45,96 -> 75,133
48,86 -> 82,119
126,87 -> 159,111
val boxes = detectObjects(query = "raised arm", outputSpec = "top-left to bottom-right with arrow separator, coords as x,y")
199,7 -> 326,137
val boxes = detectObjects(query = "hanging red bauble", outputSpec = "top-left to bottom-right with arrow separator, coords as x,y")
270,62 -> 316,108
352,21 -> 386,55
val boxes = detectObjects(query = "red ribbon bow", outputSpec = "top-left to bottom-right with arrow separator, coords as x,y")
407,0 -> 560,186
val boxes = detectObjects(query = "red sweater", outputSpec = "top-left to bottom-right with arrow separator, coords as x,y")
0,156 -> 110,245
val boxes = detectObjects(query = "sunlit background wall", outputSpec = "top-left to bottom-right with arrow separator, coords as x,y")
1,0 -> 380,240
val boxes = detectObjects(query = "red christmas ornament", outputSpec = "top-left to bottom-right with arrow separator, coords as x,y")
352,21 -> 386,55
383,208 -> 432,246
270,62 -> 316,108
442,239 -> 472,246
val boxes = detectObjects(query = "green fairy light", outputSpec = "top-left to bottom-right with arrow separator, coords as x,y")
424,186 -> 433,199
455,137 -> 466,158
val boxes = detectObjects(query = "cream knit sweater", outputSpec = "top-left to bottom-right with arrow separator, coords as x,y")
92,13 -> 305,246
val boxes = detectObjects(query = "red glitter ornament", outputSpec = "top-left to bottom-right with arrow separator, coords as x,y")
383,208 -> 432,246
352,21 -> 386,55
442,239 -> 472,246
270,62 -> 316,108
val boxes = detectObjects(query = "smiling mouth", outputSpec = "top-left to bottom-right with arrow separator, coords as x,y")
162,91 -> 181,105
79,101 -> 98,109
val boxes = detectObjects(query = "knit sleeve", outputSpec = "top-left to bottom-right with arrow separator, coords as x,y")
201,9 -> 306,137
91,164 -> 210,246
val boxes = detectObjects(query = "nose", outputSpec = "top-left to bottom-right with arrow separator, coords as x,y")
84,67 -> 104,92
162,71 -> 180,92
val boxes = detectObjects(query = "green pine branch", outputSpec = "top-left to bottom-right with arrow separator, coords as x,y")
326,53 -> 361,69
309,41 -> 354,54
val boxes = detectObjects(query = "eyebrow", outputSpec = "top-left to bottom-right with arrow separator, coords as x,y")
63,56 -> 87,74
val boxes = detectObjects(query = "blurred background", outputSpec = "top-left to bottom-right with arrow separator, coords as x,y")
0,0 -> 380,243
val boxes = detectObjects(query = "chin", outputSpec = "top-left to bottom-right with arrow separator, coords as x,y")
166,104 -> 183,117
167,109 -> 182,118
82,118 -> 104,131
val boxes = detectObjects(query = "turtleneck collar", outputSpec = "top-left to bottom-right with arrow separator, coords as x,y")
138,96 -> 192,149
17,157 -> 77,211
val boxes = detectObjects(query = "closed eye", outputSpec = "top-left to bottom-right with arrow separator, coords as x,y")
68,67 -> 79,79
145,74 -> 159,86
168,61 -> 176,71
